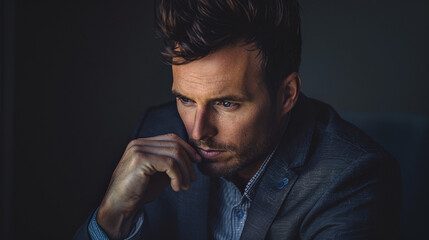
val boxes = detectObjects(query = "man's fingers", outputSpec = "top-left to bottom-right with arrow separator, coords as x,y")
143,143 -> 197,182
147,154 -> 183,192
136,145 -> 192,189
125,134 -> 201,189
142,134 -> 202,162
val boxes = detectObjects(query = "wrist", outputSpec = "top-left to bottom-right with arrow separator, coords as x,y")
97,200 -> 139,240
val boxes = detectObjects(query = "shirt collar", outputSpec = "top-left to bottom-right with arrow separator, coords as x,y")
243,112 -> 290,201
219,112 -> 290,202
243,143 -> 279,201
218,142 -> 280,204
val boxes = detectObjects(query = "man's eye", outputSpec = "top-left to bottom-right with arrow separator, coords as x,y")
177,96 -> 191,103
218,101 -> 238,108
221,101 -> 233,107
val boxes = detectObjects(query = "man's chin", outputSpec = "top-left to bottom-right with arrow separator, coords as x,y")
196,161 -> 237,178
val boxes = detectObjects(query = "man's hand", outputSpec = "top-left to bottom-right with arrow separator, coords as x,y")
96,133 -> 202,239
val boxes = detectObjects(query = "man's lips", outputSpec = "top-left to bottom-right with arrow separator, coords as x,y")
196,148 -> 225,159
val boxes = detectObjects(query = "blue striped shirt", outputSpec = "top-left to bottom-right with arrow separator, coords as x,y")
210,147 -> 277,240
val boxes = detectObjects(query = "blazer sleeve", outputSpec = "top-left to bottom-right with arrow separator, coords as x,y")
299,152 -> 402,240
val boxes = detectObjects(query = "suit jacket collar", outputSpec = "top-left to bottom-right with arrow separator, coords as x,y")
240,94 -> 316,239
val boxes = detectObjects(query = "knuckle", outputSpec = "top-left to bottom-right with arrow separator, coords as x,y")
130,151 -> 146,163
126,140 -> 136,149
168,133 -> 179,140
128,138 -> 141,146
127,144 -> 139,153
171,144 -> 181,156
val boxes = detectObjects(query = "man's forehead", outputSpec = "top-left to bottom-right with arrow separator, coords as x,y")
171,74 -> 250,102
171,43 -> 263,98
173,46 -> 256,75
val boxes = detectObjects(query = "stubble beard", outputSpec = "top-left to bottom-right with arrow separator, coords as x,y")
189,134 -> 273,179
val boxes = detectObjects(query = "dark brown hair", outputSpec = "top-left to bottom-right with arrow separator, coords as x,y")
155,0 -> 302,94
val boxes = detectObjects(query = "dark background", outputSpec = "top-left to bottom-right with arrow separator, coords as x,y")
1,0 -> 428,239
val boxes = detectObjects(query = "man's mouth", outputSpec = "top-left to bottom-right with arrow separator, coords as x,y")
196,148 -> 225,159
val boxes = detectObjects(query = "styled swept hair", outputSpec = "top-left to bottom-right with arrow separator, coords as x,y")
155,0 -> 302,94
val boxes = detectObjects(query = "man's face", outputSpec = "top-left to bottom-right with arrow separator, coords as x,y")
172,43 -> 280,179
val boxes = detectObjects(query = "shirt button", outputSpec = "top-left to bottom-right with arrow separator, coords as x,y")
236,210 -> 244,218
276,177 -> 289,190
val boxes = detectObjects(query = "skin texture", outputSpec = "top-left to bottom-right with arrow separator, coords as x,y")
97,134 -> 202,239
172,43 -> 299,187
96,42 -> 300,239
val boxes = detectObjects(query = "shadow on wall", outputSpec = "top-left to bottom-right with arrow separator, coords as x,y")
341,112 -> 429,239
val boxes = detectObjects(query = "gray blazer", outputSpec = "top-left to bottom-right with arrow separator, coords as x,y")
74,94 -> 402,239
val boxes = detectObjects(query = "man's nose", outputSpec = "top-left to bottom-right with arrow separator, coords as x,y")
191,107 -> 217,141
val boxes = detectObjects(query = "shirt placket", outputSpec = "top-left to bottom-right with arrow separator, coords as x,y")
230,197 -> 249,240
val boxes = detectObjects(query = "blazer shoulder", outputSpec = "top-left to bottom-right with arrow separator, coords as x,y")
309,98 -> 395,163
300,98 -> 401,188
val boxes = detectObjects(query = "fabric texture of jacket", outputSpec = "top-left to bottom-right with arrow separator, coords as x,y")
73,94 -> 402,240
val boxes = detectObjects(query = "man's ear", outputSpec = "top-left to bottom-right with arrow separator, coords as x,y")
277,72 -> 301,118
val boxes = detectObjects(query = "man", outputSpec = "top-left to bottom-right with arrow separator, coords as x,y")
74,0 -> 401,239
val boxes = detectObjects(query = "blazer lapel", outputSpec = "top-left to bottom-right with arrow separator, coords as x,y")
240,94 -> 316,240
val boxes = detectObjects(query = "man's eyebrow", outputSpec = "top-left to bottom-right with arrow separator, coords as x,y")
171,90 -> 247,102
210,95 -> 246,102
171,90 -> 188,98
